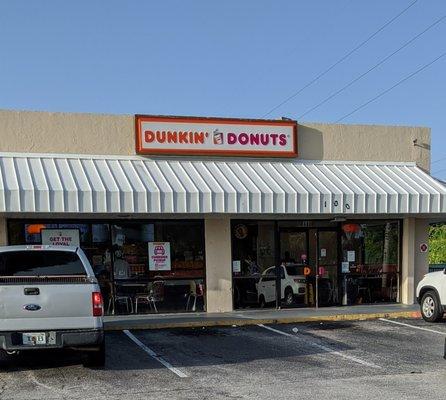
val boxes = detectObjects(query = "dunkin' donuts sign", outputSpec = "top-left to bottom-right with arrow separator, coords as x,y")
135,115 -> 297,157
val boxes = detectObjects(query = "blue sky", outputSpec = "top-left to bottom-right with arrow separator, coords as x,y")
0,1 -> 445,176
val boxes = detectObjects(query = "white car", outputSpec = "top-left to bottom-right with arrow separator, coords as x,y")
416,270 -> 446,322
256,264 -> 306,307
0,245 -> 105,367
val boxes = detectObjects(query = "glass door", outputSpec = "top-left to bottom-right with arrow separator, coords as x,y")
317,230 -> 339,306
279,229 -> 309,308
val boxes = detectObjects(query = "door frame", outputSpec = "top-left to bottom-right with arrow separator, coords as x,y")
316,227 -> 342,306
276,226 -> 310,309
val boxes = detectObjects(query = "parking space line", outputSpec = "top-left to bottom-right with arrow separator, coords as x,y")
258,324 -> 382,369
379,318 -> 446,335
123,330 -> 188,378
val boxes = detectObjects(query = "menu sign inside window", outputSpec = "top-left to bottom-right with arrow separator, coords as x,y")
148,242 -> 171,271
41,229 -> 80,247
135,115 -> 297,157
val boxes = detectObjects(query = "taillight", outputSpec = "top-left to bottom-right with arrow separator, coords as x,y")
92,292 -> 103,317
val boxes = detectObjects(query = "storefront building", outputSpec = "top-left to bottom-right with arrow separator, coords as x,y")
0,110 -> 444,314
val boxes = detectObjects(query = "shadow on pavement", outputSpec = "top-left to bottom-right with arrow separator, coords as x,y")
1,322 -> 375,372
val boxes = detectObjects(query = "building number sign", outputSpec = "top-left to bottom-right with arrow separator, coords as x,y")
324,199 -> 351,210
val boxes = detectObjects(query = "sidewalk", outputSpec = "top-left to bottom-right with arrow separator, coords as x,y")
104,303 -> 421,331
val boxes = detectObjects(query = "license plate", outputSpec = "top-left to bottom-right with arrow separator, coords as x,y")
22,332 -> 47,346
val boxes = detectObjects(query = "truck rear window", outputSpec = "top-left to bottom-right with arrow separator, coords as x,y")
0,251 -> 86,277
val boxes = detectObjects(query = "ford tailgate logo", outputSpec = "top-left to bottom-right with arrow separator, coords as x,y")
23,304 -> 41,311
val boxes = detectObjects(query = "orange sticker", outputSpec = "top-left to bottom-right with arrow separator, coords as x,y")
303,267 -> 311,276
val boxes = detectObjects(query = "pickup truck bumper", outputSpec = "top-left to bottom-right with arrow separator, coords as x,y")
0,329 -> 103,351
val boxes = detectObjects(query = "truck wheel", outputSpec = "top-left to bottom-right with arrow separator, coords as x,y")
83,340 -> 105,368
0,350 -> 13,368
421,291 -> 443,322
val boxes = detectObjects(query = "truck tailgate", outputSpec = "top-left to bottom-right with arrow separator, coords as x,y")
0,283 -> 101,331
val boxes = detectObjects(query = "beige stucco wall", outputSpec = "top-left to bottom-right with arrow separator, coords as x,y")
414,219 -> 430,292
401,218 -> 415,304
0,110 -> 430,171
204,218 -> 233,313
300,122 -> 430,172
401,218 -> 430,305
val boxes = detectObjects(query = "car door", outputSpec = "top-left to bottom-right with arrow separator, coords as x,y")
437,271 -> 446,305
258,267 -> 276,303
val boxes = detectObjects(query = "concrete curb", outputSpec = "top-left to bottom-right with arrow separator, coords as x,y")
104,310 -> 421,331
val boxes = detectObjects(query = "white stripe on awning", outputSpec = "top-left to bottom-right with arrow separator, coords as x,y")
0,153 -> 445,215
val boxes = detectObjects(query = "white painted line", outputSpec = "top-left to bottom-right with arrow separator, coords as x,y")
379,318 -> 446,335
235,314 -> 257,319
258,324 -> 381,369
123,330 -> 188,378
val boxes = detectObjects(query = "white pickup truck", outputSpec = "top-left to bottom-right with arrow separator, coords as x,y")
416,270 -> 446,322
0,245 -> 105,367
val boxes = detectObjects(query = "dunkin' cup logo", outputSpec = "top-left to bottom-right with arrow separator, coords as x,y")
213,129 -> 224,145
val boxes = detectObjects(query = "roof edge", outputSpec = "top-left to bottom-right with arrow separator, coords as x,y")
0,151 -> 418,167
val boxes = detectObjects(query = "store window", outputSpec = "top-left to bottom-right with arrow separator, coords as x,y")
7,219 -> 205,315
232,221 -> 277,309
341,221 -> 400,304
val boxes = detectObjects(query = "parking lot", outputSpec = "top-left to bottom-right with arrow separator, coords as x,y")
1,317 -> 446,400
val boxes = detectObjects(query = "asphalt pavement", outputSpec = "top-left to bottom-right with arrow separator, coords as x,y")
1,317 -> 446,400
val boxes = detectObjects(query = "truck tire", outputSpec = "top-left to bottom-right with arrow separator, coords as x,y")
0,350 -> 12,368
421,291 -> 444,322
83,340 -> 105,368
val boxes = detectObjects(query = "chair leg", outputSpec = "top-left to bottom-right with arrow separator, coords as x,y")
154,300 -> 158,313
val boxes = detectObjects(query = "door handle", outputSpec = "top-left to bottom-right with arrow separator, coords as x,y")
24,288 -> 40,295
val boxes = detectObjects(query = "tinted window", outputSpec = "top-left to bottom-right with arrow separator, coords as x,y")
265,268 -> 276,277
0,251 -> 86,276
285,265 -> 305,276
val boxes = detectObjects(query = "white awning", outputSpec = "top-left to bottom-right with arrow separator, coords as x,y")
0,152 -> 445,215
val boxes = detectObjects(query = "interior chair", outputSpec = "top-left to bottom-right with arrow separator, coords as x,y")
186,281 -> 204,312
107,292 -> 134,315
357,278 -> 372,304
135,280 -> 165,313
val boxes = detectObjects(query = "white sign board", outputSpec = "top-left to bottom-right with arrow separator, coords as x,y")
347,251 -> 356,262
41,229 -> 80,247
232,260 -> 241,273
148,242 -> 171,271
136,115 -> 297,157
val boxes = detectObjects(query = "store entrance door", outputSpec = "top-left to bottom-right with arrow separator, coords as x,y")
316,229 -> 339,306
278,228 -> 310,308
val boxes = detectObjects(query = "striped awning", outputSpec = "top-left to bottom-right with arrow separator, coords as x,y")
0,153 -> 445,215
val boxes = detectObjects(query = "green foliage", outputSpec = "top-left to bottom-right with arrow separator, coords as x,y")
363,222 -> 399,265
429,224 -> 446,264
